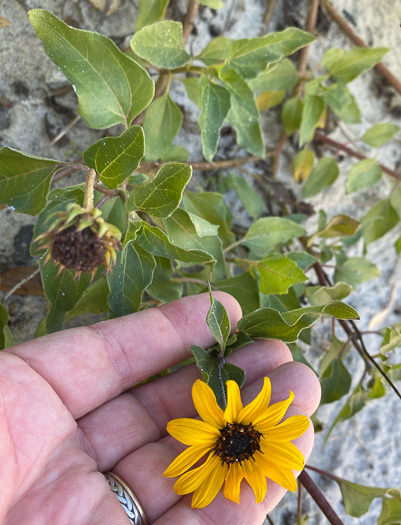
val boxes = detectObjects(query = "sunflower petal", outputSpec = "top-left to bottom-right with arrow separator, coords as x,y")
254,391 -> 295,430
255,451 -> 298,492
191,457 -> 228,508
174,452 -> 216,495
223,462 -> 244,504
192,380 -> 225,428
263,415 -> 310,443
243,459 -> 267,503
163,444 -> 210,477
260,440 -> 305,470
224,380 -> 243,424
166,418 -> 220,446
238,377 -> 271,425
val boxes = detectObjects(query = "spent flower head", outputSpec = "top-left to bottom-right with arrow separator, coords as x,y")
35,202 -> 122,279
164,377 -> 309,508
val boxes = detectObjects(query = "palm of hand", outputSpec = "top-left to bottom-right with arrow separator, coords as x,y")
1,293 -> 320,525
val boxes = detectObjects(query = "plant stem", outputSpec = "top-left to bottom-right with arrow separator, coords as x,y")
314,131 -> 401,181
321,0 -> 401,97
305,464 -> 341,482
296,0 -> 320,95
260,0 -> 279,35
183,0 -> 199,44
84,169 -> 96,211
299,471 -> 344,525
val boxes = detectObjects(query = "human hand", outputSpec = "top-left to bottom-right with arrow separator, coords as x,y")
1,292 -> 320,524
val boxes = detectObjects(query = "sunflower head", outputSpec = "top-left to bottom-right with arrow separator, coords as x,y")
35,203 -> 122,279
164,378 -> 310,508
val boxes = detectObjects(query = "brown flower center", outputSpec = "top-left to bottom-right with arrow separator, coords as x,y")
51,225 -> 106,272
214,423 -> 262,466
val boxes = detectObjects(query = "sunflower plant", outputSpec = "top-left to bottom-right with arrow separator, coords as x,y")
1,1 -> 401,523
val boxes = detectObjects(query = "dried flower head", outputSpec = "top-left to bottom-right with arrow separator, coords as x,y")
164,378 -> 309,508
35,202 -> 122,279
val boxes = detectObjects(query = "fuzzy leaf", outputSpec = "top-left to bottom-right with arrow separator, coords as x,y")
281,96 -> 303,135
219,65 -> 259,117
198,77 -> 231,163
293,148 -> 314,183
306,282 -> 352,306
362,123 -> 399,147
135,0 -> 169,31
29,9 -> 154,128
207,289 -> 231,351
346,159 -> 382,194
299,95 -> 326,146
302,157 -> 339,198
64,277 -> 109,322
320,358 -> 352,404
238,301 -> 359,343
308,215 -> 360,245
130,20 -> 190,69
249,58 -> 298,91
335,257 -> 381,287
143,93 -> 183,162
107,242 -> 155,316
126,163 -> 191,218
255,254 -> 307,295
324,83 -> 361,123
226,101 -> 265,158
136,222 -> 214,265
214,272 -> 260,315
337,479 -> 389,518
146,256 -> 182,303
241,217 -> 306,258
229,173 -> 264,219
361,200 -> 399,245
256,90 -> 285,111
83,126 -> 144,189
0,147 -> 61,215
322,47 -> 389,83
198,0 -> 225,7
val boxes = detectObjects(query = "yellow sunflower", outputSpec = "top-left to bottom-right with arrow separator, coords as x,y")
163,377 -> 309,508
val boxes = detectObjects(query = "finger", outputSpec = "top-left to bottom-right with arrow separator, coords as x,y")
9,292 -> 242,419
78,339 -> 293,470
112,362 -> 320,523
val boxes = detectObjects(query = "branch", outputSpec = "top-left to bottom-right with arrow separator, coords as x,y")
299,471 -> 344,525
321,0 -> 401,97
182,0 -> 199,44
297,0 -> 321,86
314,131 -> 401,181
260,0 -> 279,35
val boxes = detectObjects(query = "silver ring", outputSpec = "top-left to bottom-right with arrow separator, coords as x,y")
103,472 -> 149,525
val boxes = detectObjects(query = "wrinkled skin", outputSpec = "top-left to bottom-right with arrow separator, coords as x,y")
1,292 -> 320,525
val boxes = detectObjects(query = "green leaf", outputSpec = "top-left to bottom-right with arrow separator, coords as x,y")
197,37 -> 235,65
346,159 -> 382,194
135,0 -> 169,31
285,251 -> 316,271
254,254 -> 307,295
335,257 -> 381,287
299,95 -> 326,146
337,479 -> 389,518
322,46 -> 390,83
230,28 -> 315,78
241,217 -> 306,258
180,77 -> 202,107
219,65 -> 259,118
130,20 -> 190,69
83,126 -> 144,189
320,358 -> 352,404
164,208 -> 226,279
214,272 -> 260,315
126,163 -> 191,218
198,0 -> 225,8
324,83 -> 361,123
40,259 -> 91,333
143,93 -> 183,162
183,191 -> 235,247
226,101 -> 265,158
229,173 -> 264,219
29,9 -> 154,129
308,215 -> 360,245
319,335 -> 348,376
305,282 -> 352,306
380,326 -> 401,356
293,148 -> 314,183
249,58 -> 298,91
238,301 -> 359,343
302,157 -> 339,198
146,256 -> 183,303
136,222 -> 214,265
256,91 -> 285,111
198,77 -> 231,163
361,200 -> 399,245
186,211 -> 219,237
378,490 -> 401,525
0,303 -> 14,350
281,96 -> 303,135
362,122 -> 399,147
64,277 -> 109,322
191,345 -> 245,409
0,147 -> 61,215
161,144 -> 189,162
207,289 -> 231,351
107,242 -> 155,316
